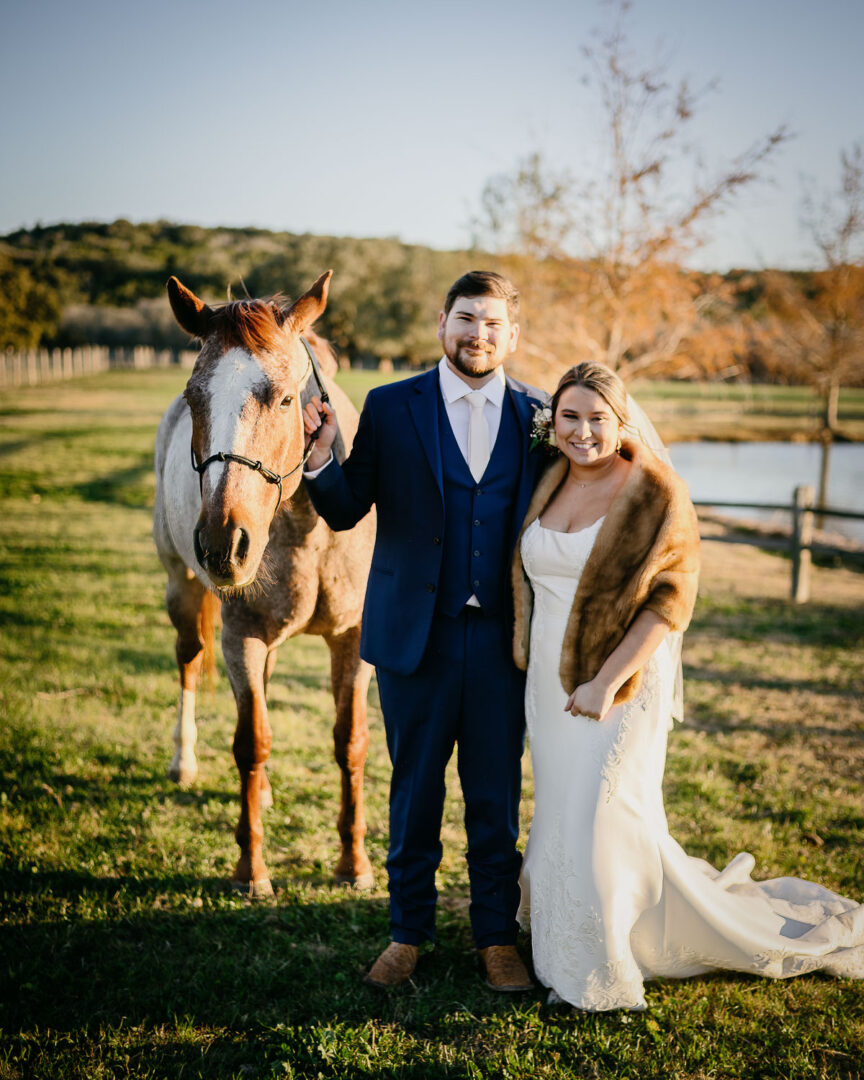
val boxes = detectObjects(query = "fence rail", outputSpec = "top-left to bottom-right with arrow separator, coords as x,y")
694,486 -> 864,602
1,346 -> 199,387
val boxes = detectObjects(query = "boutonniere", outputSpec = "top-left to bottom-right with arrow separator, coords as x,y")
529,405 -> 558,454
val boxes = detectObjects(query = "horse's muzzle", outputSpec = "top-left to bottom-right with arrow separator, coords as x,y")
194,522 -> 252,586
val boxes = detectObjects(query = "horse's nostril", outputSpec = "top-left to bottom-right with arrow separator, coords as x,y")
193,527 -> 208,569
234,528 -> 250,566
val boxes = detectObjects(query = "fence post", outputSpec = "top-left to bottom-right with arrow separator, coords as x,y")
791,484 -> 814,604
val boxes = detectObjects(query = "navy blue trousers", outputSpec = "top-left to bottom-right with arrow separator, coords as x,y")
375,606 -> 526,948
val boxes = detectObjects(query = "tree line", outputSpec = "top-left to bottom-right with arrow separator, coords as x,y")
2,219 -> 861,405
0,221 -> 471,367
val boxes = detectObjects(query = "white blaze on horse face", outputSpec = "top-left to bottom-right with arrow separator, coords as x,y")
204,348 -> 269,491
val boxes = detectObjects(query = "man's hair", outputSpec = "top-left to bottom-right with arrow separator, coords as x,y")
551,362 -> 630,425
443,271 -> 520,321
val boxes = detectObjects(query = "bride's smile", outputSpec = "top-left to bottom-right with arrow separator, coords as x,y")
554,385 -> 621,468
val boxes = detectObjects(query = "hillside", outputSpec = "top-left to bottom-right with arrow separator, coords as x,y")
0,220 -> 473,363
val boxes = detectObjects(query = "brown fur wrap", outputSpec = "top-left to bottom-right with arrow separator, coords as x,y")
511,438 -> 700,703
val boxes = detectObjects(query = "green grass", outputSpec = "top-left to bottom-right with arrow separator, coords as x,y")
0,369 -> 862,1079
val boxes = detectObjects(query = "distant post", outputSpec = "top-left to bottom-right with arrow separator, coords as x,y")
791,485 -> 815,603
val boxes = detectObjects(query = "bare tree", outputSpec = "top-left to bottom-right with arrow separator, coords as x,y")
749,146 -> 864,513
473,0 -> 789,383
800,144 -> 864,430
758,147 -> 864,431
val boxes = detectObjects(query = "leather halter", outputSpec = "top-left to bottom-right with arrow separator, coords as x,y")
190,336 -> 330,511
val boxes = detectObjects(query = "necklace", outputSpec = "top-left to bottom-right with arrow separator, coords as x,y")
568,474 -> 602,489
568,453 -> 624,490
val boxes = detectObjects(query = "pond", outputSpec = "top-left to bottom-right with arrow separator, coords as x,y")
668,442 -> 864,545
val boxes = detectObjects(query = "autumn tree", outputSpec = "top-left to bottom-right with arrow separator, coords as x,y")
767,145 -> 864,432
473,0 -> 788,385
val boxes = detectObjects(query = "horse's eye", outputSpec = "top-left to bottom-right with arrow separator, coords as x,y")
279,395 -> 293,410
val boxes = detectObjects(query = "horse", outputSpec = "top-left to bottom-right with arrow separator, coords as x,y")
153,271 -> 375,897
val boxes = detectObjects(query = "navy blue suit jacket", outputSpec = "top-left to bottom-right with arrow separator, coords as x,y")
305,367 -> 548,675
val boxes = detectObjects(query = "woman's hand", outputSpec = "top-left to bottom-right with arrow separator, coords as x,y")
303,397 -> 338,471
564,611 -> 670,722
564,678 -> 616,722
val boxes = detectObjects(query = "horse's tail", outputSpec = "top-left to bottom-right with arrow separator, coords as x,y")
198,589 -> 221,686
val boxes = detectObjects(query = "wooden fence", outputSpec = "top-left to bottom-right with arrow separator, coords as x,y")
1,345 -> 199,387
694,486 -> 864,603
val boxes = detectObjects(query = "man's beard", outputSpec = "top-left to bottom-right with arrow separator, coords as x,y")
445,339 -> 499,379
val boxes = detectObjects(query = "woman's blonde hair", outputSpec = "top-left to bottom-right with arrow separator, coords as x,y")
551,362 -> 630,425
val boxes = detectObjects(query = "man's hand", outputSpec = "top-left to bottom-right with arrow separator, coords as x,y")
303,396 -> 338,472
564,678 -> 616,722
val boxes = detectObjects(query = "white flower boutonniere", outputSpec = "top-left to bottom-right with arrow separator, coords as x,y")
529,405 -> 558,454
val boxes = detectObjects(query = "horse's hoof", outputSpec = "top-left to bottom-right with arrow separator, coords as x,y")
167,762 -> 198,786
335,871 -> 375,891
231,878 -> 275,900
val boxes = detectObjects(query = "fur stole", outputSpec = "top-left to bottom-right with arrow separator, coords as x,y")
512,438 -> 700,704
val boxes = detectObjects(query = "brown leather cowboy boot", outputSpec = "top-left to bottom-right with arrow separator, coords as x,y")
365,942 -> 419,988
478,945 -> 535,992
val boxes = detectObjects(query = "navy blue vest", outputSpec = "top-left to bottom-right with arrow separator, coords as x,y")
436,389 -> 523,617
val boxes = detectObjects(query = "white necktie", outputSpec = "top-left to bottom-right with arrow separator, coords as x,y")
466,391 -> 490,482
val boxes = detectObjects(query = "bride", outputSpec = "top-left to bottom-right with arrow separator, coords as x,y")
512,361 -> 864,1011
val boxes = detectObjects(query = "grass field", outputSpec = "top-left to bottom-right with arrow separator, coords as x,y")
1,368 -> 863,1079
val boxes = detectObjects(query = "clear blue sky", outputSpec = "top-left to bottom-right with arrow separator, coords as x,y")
2,0 -> 862,271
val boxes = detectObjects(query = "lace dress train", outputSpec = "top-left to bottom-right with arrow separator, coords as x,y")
519,517 -> 864,1011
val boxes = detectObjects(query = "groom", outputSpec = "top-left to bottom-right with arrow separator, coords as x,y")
303,271 -> 547,989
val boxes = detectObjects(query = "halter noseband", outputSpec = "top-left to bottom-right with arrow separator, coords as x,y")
190,336 -> 330,512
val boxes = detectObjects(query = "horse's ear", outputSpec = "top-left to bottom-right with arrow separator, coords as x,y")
167,277 -> 213,338
283,270 -> 332,335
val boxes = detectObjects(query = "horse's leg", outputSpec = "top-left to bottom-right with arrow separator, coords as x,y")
222,623 -> 274,898
258,650 -> 278,812
326,627 -> 374,890
165,570 -> 217,786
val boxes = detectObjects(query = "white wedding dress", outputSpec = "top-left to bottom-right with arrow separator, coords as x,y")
519,517 -> 864,1011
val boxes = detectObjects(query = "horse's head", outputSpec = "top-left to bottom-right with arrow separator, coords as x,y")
168,271 -> 332,591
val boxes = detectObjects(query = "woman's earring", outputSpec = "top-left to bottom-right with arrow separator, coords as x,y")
616,435 -> 622,453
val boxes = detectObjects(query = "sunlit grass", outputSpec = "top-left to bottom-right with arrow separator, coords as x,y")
0,370 -> 862,1079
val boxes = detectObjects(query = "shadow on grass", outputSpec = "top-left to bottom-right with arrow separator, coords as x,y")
0,460 -> 154,508
112,645 -> 182,676
682,709 -> 864,744
73,460 -> 154,508
0,872 -> 545,1036
685,663 -> 864,702
689,598 -> 864,648
0,426 -> 103,458
7,868 -> 843,1080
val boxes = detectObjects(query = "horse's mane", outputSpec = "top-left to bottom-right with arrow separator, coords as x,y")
212,298 -> 290,356
210,297 -> 337,376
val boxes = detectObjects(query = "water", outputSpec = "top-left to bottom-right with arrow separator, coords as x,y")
668,442 -> 864,545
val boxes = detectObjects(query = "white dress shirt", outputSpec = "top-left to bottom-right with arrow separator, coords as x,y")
435,356 -> 506,461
